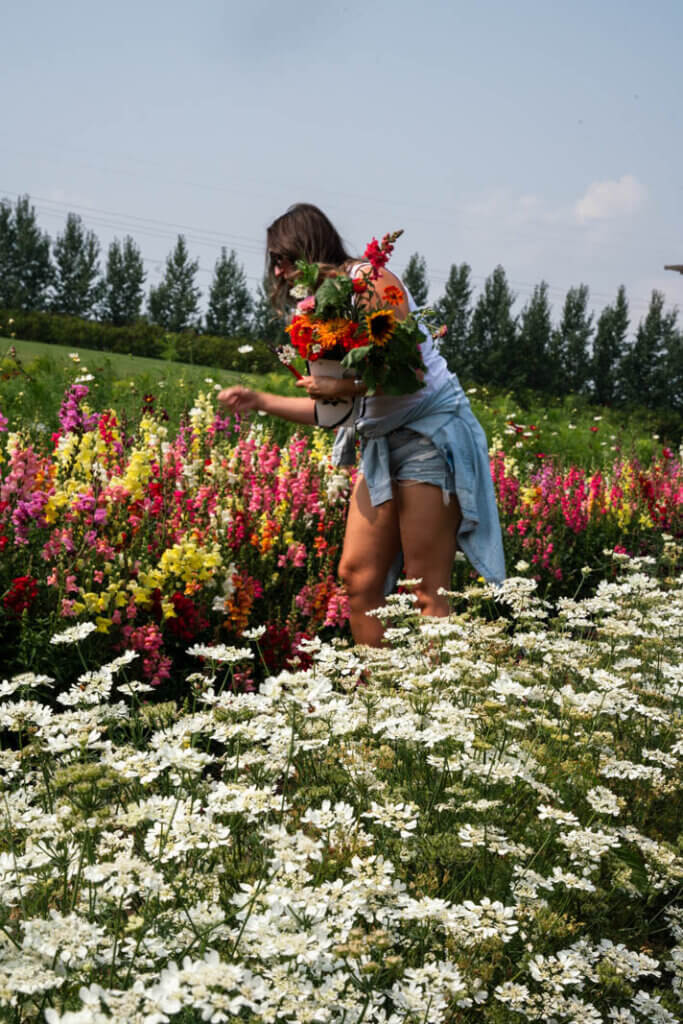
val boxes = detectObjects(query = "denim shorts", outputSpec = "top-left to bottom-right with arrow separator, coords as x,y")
386,427 -> 456,494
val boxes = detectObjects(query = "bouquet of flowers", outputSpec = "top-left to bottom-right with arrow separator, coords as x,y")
281,231 -> 431,396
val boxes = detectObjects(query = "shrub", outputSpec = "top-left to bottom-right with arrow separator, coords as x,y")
0,307 -> 279,373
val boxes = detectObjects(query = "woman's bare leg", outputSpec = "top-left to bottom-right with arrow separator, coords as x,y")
396,483 -> 462,616
338,476 -> 401,647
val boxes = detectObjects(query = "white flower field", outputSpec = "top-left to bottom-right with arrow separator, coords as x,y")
1,554 -> 682,1022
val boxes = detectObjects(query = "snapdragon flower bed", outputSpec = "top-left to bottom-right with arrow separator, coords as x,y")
0,382 -> 352,687
0,557 -> 682,1022
1,376 -> 682,690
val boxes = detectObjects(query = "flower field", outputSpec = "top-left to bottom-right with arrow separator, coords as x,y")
0,362 -> 681,683
1,358 -> 683,1022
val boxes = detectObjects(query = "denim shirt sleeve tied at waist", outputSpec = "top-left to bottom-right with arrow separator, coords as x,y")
331,378 -> 507,585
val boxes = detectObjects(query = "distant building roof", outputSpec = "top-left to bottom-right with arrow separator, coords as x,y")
664,264 -> 683,273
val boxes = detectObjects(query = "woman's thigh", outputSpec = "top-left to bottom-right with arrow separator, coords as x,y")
339,475 -> 401,595
396,482 -> 462,592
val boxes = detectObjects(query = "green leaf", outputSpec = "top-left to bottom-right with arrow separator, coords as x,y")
341,345 -> 373,369
293,260 -> 320,293
314,276 -> 354,318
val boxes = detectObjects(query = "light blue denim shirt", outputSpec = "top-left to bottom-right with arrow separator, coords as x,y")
332,377 -> 506,585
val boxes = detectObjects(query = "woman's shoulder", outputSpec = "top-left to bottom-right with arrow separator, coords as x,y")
345,262 -> 410,315
345,260 -> 402,285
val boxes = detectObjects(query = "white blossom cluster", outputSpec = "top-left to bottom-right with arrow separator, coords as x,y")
0,556 -> 681,1022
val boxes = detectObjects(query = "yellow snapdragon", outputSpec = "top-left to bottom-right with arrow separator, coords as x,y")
109,448 -> 154,502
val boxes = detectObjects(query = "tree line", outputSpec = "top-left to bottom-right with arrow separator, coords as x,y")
0,194 -> 265,338
1,195 -> 681,419
403,254 -> 682,418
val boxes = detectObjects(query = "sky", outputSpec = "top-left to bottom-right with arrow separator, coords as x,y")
3,0 -> 683,328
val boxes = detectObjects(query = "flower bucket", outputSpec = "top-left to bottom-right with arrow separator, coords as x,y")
309,359 -> 357,429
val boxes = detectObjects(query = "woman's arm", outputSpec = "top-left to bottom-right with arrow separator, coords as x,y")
217,386 -> 317,425
218,373 -> 365,425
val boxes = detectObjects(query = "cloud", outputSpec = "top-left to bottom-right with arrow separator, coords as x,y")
574,175 -> 647,224
460,189 -> 559,231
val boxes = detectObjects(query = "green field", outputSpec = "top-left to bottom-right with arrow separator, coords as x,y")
0,334 -> 672,466
0,334 -> 297,388
0,335 -> 300,441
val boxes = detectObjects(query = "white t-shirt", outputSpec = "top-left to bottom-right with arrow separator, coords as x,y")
348,262 -> 452,419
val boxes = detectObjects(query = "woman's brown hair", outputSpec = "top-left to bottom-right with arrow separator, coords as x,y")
266,203 -> 354,311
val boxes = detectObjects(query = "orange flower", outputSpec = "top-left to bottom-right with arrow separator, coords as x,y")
314,317 -> 351,352
382,285 -> 405,307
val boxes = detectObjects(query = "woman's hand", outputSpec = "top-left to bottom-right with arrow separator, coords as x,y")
217,385 -> 261,413
295,375 -> 353,400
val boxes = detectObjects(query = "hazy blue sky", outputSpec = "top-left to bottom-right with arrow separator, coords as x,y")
3,0 -> 682,324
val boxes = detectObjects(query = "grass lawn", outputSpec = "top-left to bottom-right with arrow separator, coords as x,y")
0,334 -> 297,390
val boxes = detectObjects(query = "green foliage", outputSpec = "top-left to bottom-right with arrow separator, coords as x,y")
100,235 -> 146,326
341,321 -> 425,396
462,384 -> 672,464
293,259 -> 321,294
0,201 -> 11,306
663,329 -> 683,416
0,344 -> 293,448
148,234 -> 201,332
620,290 -> 679,410
433,262 -> 472,377
591,285 -> 629,406
313,274 -> 355,318
402,251 -> 429,306
206,247 -> 253,336
0,194 -> 53,310
469,265 -> 518,387
514,281 -> 552,393
52,212 -> 103,317
0,308 -> 279,374
550,283 -> 594,397
251,282 -> 288,346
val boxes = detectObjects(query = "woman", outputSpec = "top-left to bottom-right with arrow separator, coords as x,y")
218,203 -> 505,647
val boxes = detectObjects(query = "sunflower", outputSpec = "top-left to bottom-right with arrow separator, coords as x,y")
365,309 -> 396,347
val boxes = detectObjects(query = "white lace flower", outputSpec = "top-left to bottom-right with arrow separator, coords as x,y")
50,622 -> 97,645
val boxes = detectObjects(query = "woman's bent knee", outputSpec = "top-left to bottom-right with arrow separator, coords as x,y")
339,559 -> 384,600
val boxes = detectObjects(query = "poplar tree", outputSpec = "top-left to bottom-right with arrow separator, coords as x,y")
0,201 -> 15,308
514,282 -> 552,392
52,213 -> 102,317
251,282 -> 288,345
402,252 -> 429,306
206,248 -> 252,336
468,265 -> 517,386
100,236 -> 145,325
0,195 -> 52,310
434,262 -> 472,377
619,291 -> 678,409
148,235 -> 201,332
591,286 -> 629,405
664,330 -> 683,415
550,284 -> 593,397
